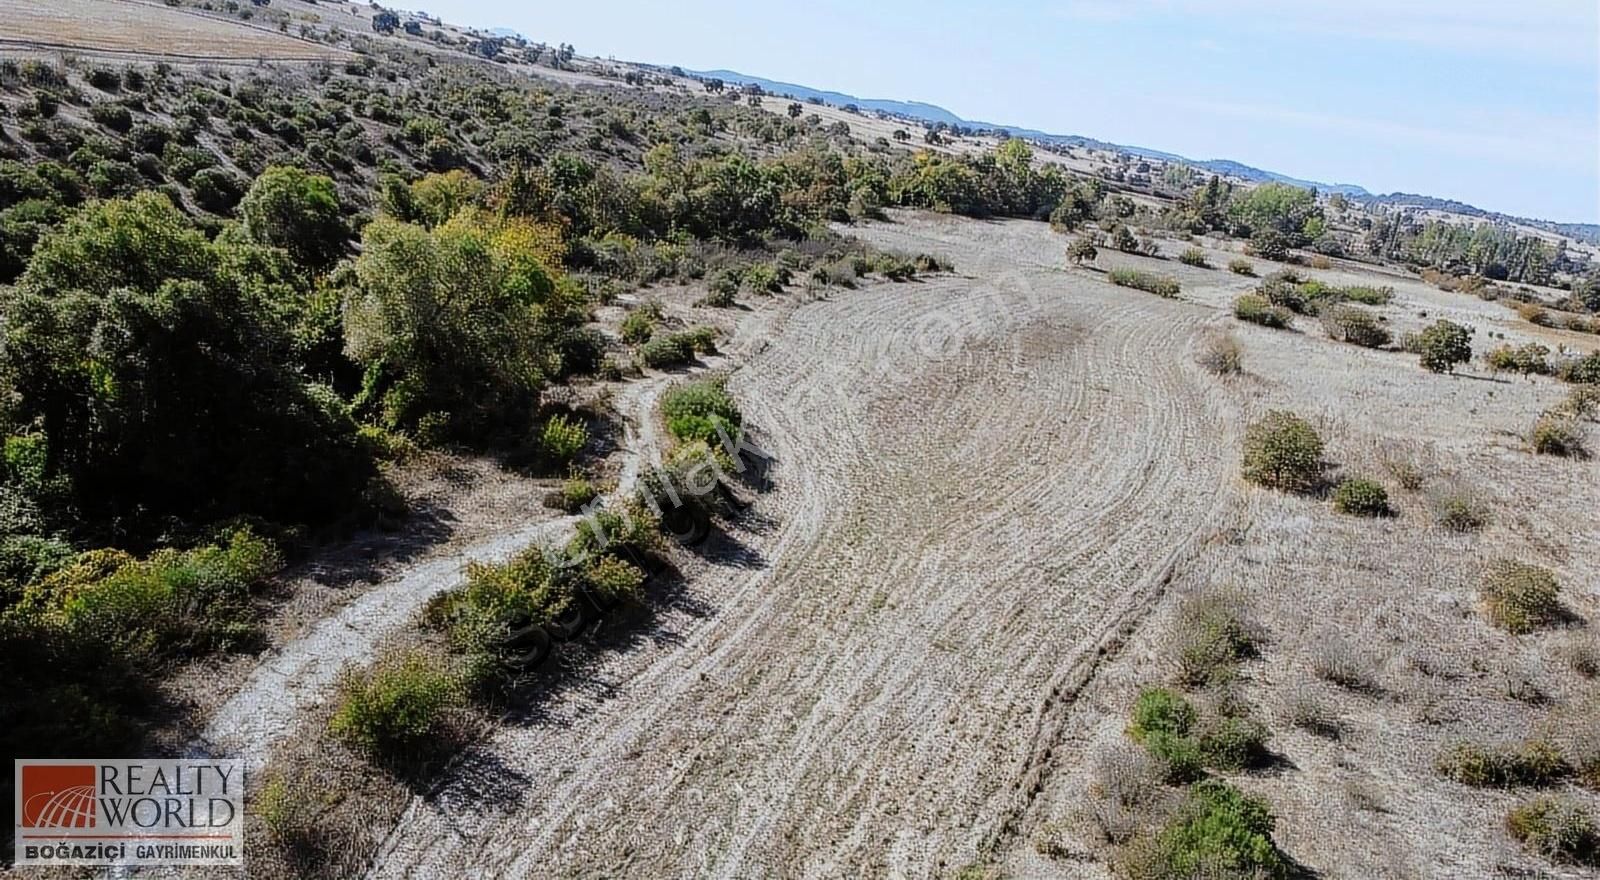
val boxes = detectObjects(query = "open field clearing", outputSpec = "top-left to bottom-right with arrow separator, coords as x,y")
361,213 -> 1245,877
0,0 -> 347,61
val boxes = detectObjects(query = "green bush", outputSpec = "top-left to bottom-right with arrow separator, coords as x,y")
16,528 -> 278,659
1487,343 -> 1552,376
1437,739 -> 1571,788
1233,295 -> 1291,329
1241,411 -> 1323,493
662,378 -> 742,445
89,102 -> 133,133
1332,478 -> 1391,517
539,414 -> 588,464
1480,559 -> 1563,634
1129,687 -> 1196,742
638,333 -> 697,369
1320,304 -> 1391,348
1118,780 -> 1289,880
578,555 -> 647,606
547,475 -> 599,513
566,502 -> 664,564
1507,797 -> 1599,867
1227,258 -> 1255,276
1416,319 -> 1474,374
1178,247 -> 1210,268
239,165 -> 347,272
329,649 -> 464,760
1107,268 -> 1180,298
1338,284 -> 1394,305
620,308 -> 657,343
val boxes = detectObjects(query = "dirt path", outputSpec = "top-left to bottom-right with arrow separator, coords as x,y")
196,369 -> 690,771
365,214 -> 1243,878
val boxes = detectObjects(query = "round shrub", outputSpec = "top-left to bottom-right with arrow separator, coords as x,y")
1480,559 -> 1563,634
328,649 -> 464,760
1241,411 -> 1323,493
1196,715 -> 1270,771
1416,319 -> 1474,374
1332,478 -> 1391,517
1129,687 -> 1196,742
1228,258 -> 1256,276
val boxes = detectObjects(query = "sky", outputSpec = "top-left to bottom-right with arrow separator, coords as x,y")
440,0 -> 1600,223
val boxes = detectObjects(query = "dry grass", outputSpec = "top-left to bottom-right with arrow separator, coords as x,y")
0,0 -> 348,60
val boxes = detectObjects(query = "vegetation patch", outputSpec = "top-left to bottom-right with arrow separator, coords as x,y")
1241,411 -> 1324,493
661,377 -> 743,445
1107,268 -> 1180,298
1115,780 -> 1290,880
1480,559 -> 1565,634
1507,797 -> 1599,867
1233,294 -> 1292,329
1331,478 -> 1391,517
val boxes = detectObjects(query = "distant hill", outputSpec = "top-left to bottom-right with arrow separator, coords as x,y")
1358,193 -> 1600,245
687,69 -> 1371,198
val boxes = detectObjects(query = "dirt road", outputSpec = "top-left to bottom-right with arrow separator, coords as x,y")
365,215 -> 1243,878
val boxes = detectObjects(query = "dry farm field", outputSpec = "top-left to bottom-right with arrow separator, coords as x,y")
0,0 -> 347,62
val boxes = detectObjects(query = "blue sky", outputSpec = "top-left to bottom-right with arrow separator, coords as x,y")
443,0 -> 1599,222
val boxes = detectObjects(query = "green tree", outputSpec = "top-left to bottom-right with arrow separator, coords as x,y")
1417,319 -> 1474,374
3,192 -> 372,532
239,165 -> 347,273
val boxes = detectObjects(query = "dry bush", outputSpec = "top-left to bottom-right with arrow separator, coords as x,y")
1228,258 -> 1256,277
1530,412 -> 1586,458
1437,739 -> 1571,788
1480,559 -> 1564,634
1558,385 -> 1599,422
1178,247 -> 1210,268
1198,333 -> 1242,376
1079,743 -> 1166,846
1379,447 -> 1429,492
1506,797 -> 1599,867
1560,633 -> 1600,679
1170,591 -> 1260,687
1310,637 -> 1381,694
1280,684 -> 1342,739
1430,484 -> 1489,532
1320,304 -> 1392,348
1309,254 -> 1333,270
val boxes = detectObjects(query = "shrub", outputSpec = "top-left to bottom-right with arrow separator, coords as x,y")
620,308 -> 657,343
189,166 -> 245,214
1107,268 -> 1180,298
1247,229 -> 1290,262
329,649 -> 464,760
1065,237 -> 1098,266
1310,638 -> 1379,693
1241,411 -> 1323,493
1437,740 -> 1571,788
1320,304 -> 1391,348
1432,488 -> 1488,532
1530,413 -> 1585,458
741,262 -> 783,293
1416,319 -> 1474,374
1178,247 -> 1210,268
1558,385 -> 1599,421
662,378 -> 742,445
1198,334 -> 1242,376
1560,352 -> 1600,385
1196,715 -> 1270,771
1507,797 -> 1599,867
638,333 -> 696,369
89,102 -> 133,133
1480,559 -> 1563,634
1338,285 -> 1394,306
1486,343 -> 1552,376
1562,634 -> 1600,679
1117,780 -> 1289,880
18,528 -> 278,659
547,475 -> 599,513
578,555 -> 647,607
1171,593 -> 1259,687
1282,687 -> 1341,739
539,414 -> 588,464
1129,687 -> 1196,742
1308,254 -> 1332,270
1233,294 -> 1292,329
1331,478 -> 1390,517
1227,258 -> 1255,276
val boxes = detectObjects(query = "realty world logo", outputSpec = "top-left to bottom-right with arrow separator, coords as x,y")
14,759 -> 243,866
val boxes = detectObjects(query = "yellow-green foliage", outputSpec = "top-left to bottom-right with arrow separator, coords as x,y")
1241,411 -> 1323,493
329,649 -> 463,759
1480,559 -> 1563,634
